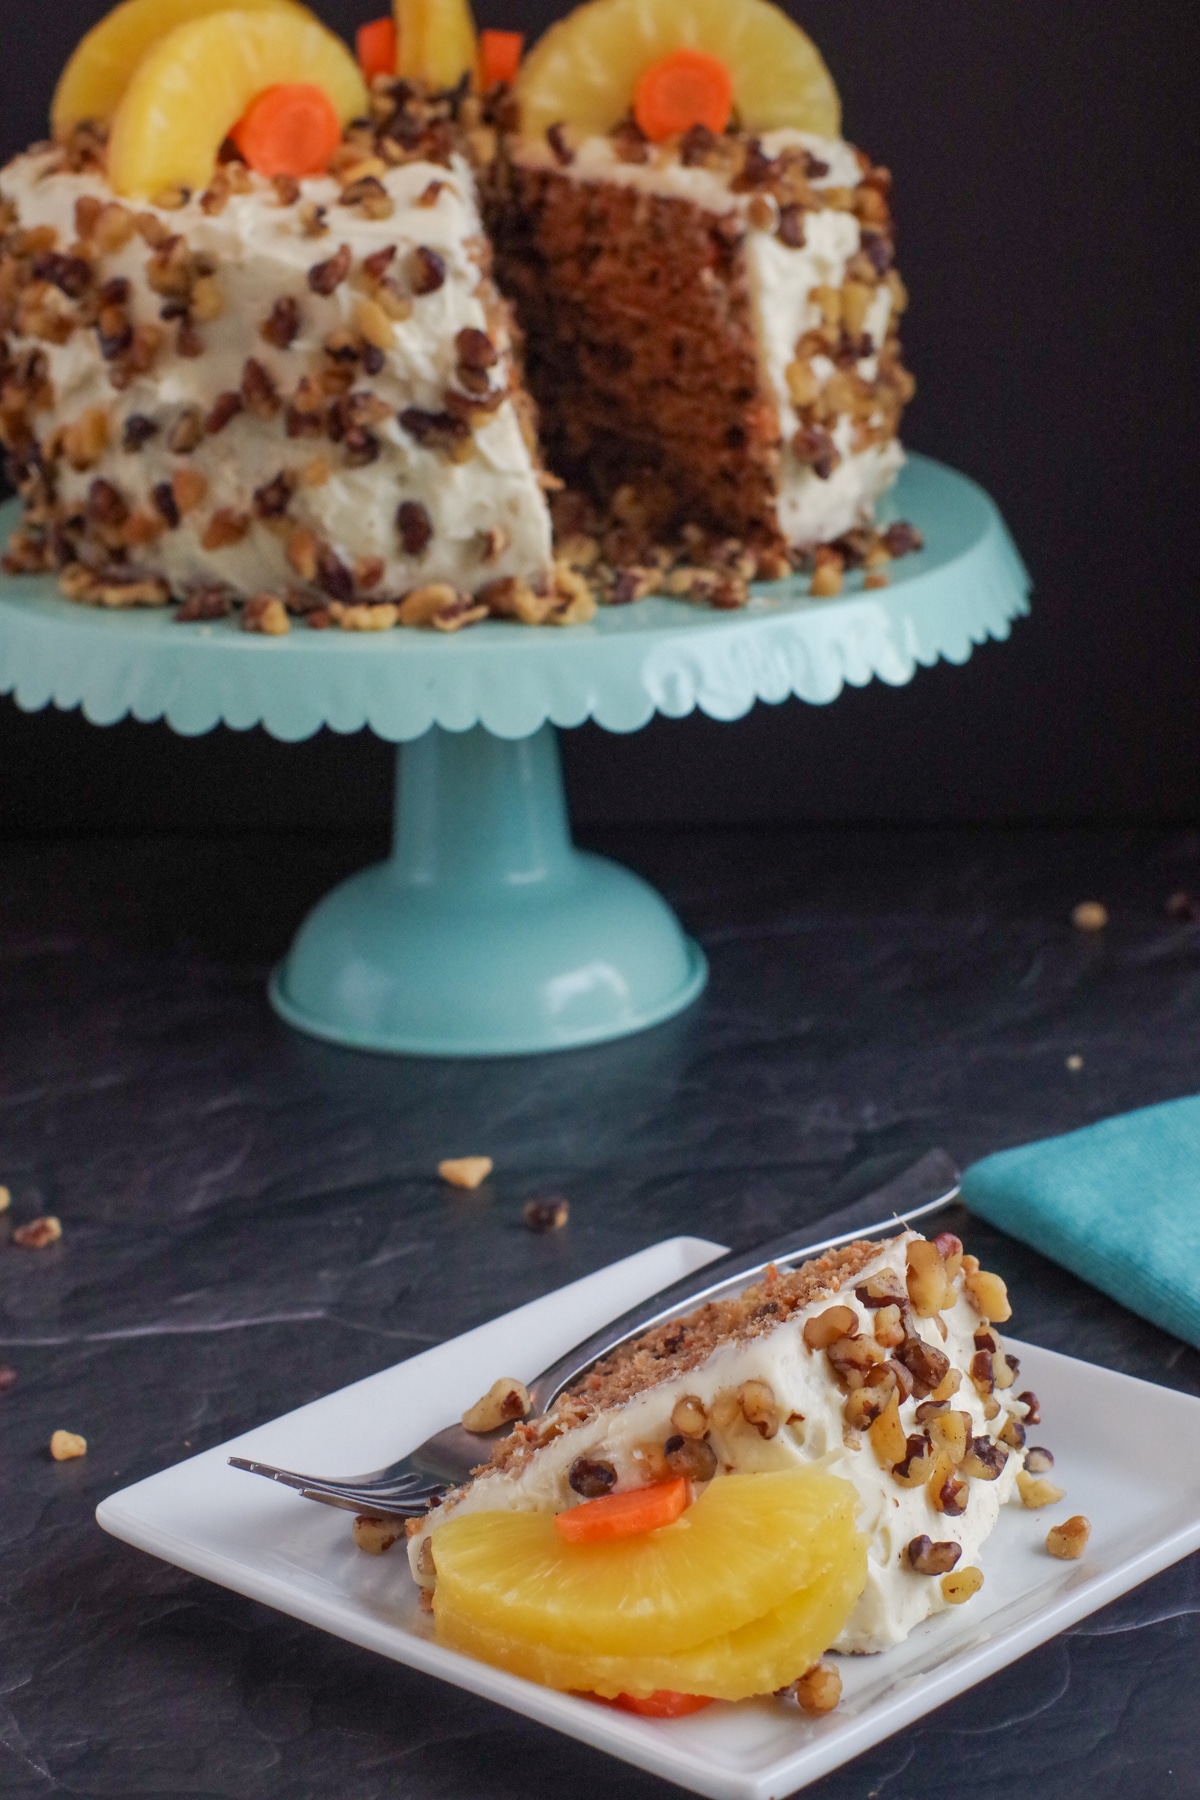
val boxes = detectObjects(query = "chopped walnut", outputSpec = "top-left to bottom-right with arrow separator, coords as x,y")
664,1434 -> 719,1482
176,585 -> 233,623
802,1306 -> 858,1351
12,1216 -> 62,1249
241,358 -> 280,419
50,1430 -> 87,1461
965,1268 -> 1012,1323
941,1566 -> 984,1605
172,467 -> 208,514
669,1394 -> 709,1441
298,202 -> 329,239
166,406 -> 204,455
242,596 -> 290,637
569,1457 -> 617,1498
809,561 -> 843,599
201,509 -> 250,552
308,243 -> 353,296
523,1198 -> 569,1233
438,1156 -> 493,1190
202,390 -> 242,435
790,1663 -> 842,1715
352,1514 -> 405,1556
737,1379 -> 782,1439
461,1377 -> 530,1434
410,246 -> 447,295
1046,1515 -> 1090,1561
262,296 -> 301,349
1017,1471 -> 1067,1509
907,1536 -> 962,1576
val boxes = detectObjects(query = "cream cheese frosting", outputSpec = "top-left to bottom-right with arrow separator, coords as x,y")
410,1233 -> 1027,1657
0,145 -> 554,602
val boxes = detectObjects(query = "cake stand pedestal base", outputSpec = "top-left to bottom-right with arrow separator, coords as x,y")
269,723 -> 708,1057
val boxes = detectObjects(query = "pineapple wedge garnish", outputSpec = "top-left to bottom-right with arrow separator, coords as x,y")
107,8 -> 367,198
430,1471 -> 866,1703
394,0 -> 478,91
516,0 -> 841,144
52,0 -> 309,134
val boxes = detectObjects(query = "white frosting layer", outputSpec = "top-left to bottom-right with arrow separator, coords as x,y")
511,129 -> 904,546
1,147 -> 553,598
411,1235 -> 1025,1658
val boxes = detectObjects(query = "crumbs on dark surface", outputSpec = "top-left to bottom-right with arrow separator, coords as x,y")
523,1198 -> 570,1233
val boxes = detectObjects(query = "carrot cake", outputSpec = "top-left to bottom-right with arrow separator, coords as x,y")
0,0 -> 920,629
404,1228 -> 1045,1703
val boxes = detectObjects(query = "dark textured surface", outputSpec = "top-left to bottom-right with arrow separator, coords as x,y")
2,822 -> 1200,1798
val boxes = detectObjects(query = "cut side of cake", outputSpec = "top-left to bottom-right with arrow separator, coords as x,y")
490,126 -> 911,568
407,1229 -> 1034,1690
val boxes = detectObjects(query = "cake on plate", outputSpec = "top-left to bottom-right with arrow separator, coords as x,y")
0,0 -> 921,631
395,1229 -> 1055,1710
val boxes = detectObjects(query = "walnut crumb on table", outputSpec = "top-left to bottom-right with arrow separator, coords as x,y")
12,1216 -> 62,1249
50,1430 -> 87,1461
438,1157 -> 493,1190
1071,901 -> 1109,932
523,1197 -> 570,1233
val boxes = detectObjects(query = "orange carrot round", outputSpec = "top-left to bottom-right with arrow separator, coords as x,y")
357,17 -> 399,84
614,1691 -> 715,1718
479,29 -> 524,90
634,48 -> 734,144
232,83 -> 343,179
554,1476 -> 689,1544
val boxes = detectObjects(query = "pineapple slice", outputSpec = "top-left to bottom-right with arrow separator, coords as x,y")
394,0 -> 478,92
51,0 -> 308,134
429,1469 -> 866,1702
107,8 -> 368,199
516,0 -> 841,144
436,1502 -> 866,1702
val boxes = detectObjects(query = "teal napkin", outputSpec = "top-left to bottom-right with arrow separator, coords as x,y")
961,1096 -> 1200,1351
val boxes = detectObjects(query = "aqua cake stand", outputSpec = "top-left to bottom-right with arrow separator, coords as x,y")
0,454 -> 1028,1057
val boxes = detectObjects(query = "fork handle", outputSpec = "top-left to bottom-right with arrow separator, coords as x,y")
525,1149 -> 960,1418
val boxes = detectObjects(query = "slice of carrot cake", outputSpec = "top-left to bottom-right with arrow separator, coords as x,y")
409,1230 -> 1034,1663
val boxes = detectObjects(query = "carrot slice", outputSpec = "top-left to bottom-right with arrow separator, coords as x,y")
357,17 -> 398,84
554,1477 -> 689,1544
634,48 -> 734,143
479,28 -> 524,89
614,1691 -> 715,1718
232,83 -> 343,178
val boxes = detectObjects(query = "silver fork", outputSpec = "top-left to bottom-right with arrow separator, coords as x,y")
229,1148 -> 960,1518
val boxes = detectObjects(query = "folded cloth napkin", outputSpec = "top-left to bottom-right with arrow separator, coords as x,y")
961,1096 -> 1200,1352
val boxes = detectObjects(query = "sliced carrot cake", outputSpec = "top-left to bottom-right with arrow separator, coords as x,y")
402,1229 -> 1047,1705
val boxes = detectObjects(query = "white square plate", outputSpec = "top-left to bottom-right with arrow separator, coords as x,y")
97,1238 -> 1200,1800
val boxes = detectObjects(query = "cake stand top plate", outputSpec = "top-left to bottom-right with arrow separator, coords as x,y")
0,454 -> 1028,743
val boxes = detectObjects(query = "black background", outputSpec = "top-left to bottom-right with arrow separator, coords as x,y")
1,0 -> 1197,833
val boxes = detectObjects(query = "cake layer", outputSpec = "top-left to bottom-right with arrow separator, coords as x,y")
491,125 -> 913,552
409,1232 -> 1028,1655
0,132 -> 554,611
